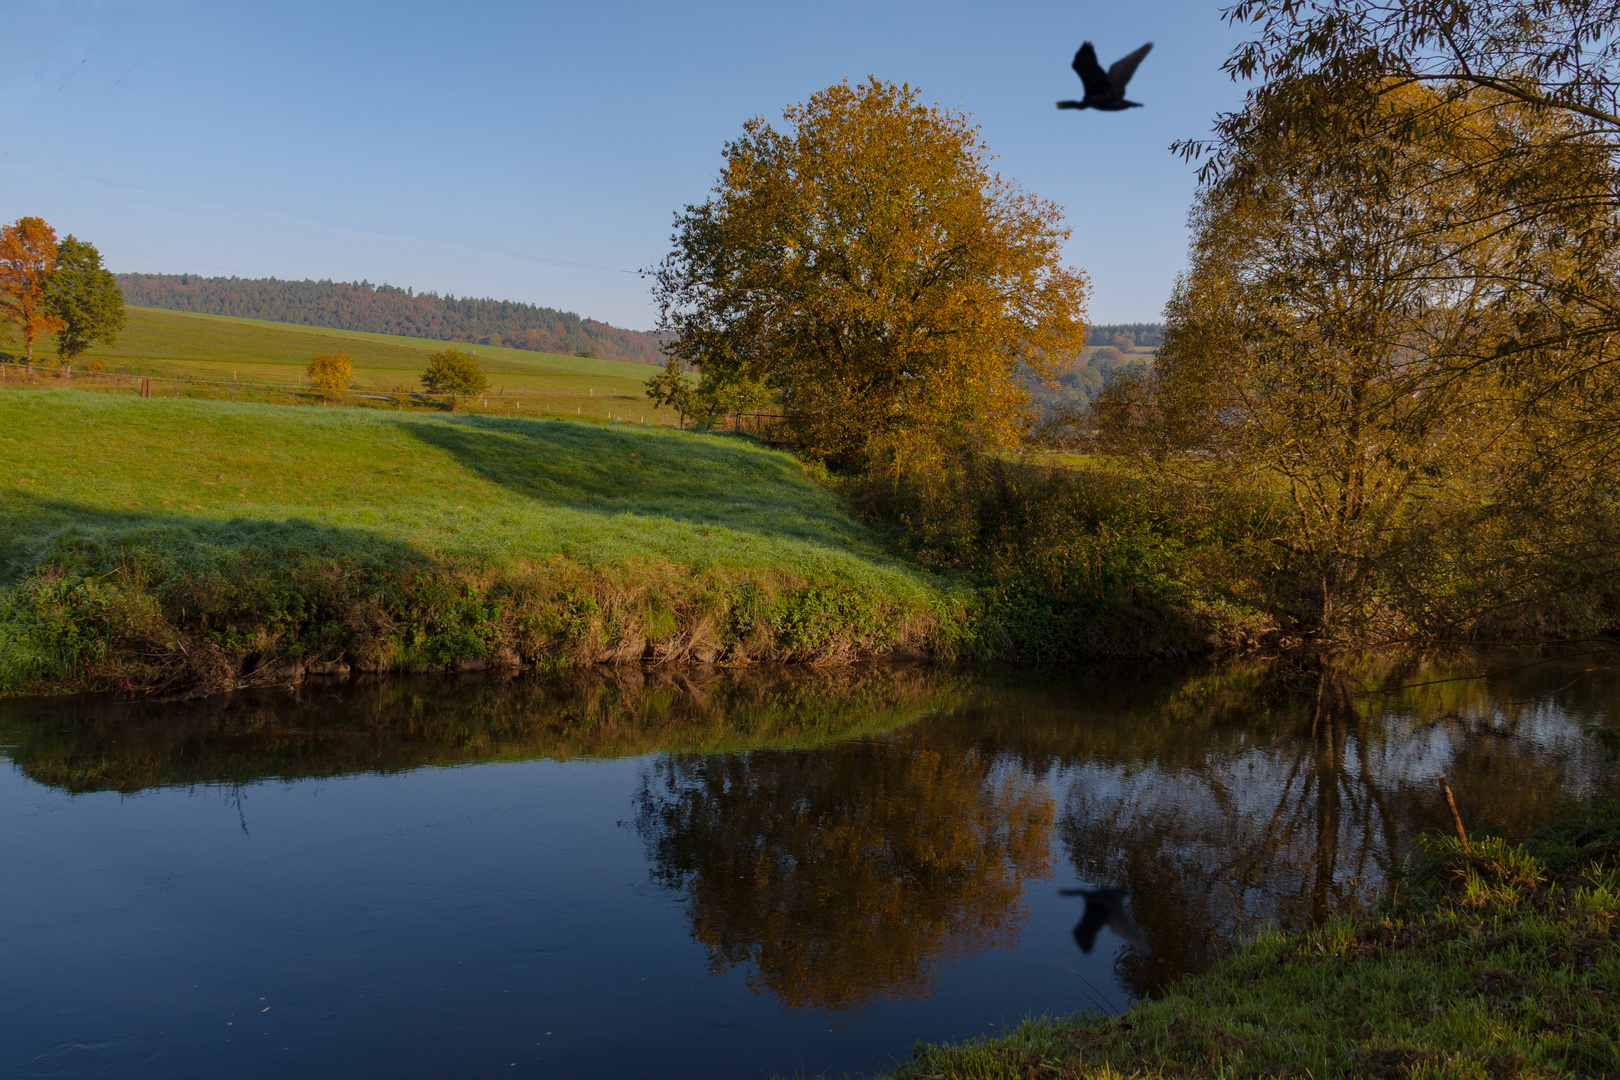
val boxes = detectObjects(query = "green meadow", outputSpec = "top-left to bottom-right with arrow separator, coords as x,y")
0,389 -> 961,694
1,306 -> 680,425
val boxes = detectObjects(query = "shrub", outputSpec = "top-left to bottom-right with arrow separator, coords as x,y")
306,351 -> 354,394
845,432 -> 1275,657
420,348 -> 488,395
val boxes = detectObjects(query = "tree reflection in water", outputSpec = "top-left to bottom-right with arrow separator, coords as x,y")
3,651 -> 1615,1016
634,736 -> 1055,1009
636,654 -> 1618,1010
1045,658 -> 1618,998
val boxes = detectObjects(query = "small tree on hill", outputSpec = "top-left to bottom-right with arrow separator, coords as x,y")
421,348 -> 488,395
645,356 -> 773,431
306,351 -> 354,397
45,235 -> 125,364
0,217 -> 65,361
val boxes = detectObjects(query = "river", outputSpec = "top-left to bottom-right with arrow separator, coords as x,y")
2,653 -> 1616,1078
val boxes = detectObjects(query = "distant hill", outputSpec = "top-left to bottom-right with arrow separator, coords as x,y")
1022,343 -> 1144,418
1086,323 -> 1164,348
115,274 -> 669,366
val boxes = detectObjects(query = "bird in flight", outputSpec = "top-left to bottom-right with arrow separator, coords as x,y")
1060,886 -> 1150,954
1057,42 -> 1153,111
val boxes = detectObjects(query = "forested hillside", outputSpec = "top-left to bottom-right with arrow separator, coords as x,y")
1024,344 -> 1141,416
115,274 -> 668,366
1085,323 -> 1163,347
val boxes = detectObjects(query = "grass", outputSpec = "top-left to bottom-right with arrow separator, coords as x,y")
885,801 -> 1620,1080
0,389 -> 963,694
0,307 -> 682,425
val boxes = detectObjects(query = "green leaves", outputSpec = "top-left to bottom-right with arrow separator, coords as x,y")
43,234 -> 124,362
420,347 -> 489,395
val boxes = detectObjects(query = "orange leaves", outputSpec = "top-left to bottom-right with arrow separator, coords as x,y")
0,217 -> 64,360
656,78 -> 1090,466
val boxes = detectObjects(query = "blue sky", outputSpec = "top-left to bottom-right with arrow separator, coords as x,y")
1,1 -> 1252,330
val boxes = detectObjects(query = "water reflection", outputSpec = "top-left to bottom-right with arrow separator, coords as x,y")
947,656 -> 1620,998
0,665 -> 954,792
1059,887 -> 1148,955
633,736 -> 1054,1009
1,652 -> 1616,1026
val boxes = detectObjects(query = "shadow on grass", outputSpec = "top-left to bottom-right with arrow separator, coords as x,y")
0,489 -> 431,586
392,413 -> 885,556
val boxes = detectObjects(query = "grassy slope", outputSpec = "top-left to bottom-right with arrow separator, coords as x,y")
2,307 -> 677,424
0,390 -> 958,691
889,806 -> 1620,1080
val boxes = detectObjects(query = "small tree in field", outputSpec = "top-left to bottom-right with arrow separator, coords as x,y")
645,356 -> 774,431
653,78 -> 1089,467
306,351 -> 354,397
0,217 -> 65,361
45,235 -> 125,364
420,348 -> 488,396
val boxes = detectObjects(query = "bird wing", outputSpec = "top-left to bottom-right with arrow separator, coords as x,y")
1072,901 -> 1109,953
1107,904 -> 1151,954
1071,42 -> 1112,100
1108,43 -> 1153,94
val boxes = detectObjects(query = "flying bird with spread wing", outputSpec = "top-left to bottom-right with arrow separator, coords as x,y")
1057,41 -> 1153,112
1060,886 -> 1151,954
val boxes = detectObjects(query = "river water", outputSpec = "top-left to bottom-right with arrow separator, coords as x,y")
2,655 -> 1616,1079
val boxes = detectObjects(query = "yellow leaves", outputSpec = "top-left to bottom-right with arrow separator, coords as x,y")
306,351 -> 354,393
657,78 -> 1089,465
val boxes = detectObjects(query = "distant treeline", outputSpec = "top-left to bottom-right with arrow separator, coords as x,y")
1024,342 -> 1141,415
115,274 -> 668,366
1086,323 -> 1164,347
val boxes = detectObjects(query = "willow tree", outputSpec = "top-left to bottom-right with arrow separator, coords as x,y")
652,78 -> 1089,466
1113,85 -> 1620,640
1178,1 -> 1620,603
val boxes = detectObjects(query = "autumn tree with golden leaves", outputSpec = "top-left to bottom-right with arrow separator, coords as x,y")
653,78 -> 1089,466
306,350 -> 355,396
1105,83 -> 1620,642
0,217 -> 65,361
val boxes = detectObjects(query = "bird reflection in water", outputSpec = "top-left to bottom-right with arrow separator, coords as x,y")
1060,886 -> 1150,955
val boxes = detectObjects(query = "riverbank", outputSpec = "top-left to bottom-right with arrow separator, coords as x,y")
889,800 -> 1620,1079
0,390 -> 962,695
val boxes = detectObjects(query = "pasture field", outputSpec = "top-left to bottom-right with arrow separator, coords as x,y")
0,390 -> 961,693
0,307 -> 681,425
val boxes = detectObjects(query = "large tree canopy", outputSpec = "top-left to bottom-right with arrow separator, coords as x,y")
653,78 -> 1089,465
1185,1 -> 1620,474
1108,22 -> 1620,642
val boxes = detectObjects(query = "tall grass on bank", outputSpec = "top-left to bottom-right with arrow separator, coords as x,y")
0,390 -> 963,694
844,434 -> 1277,660
889,800 -> 1620,1079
